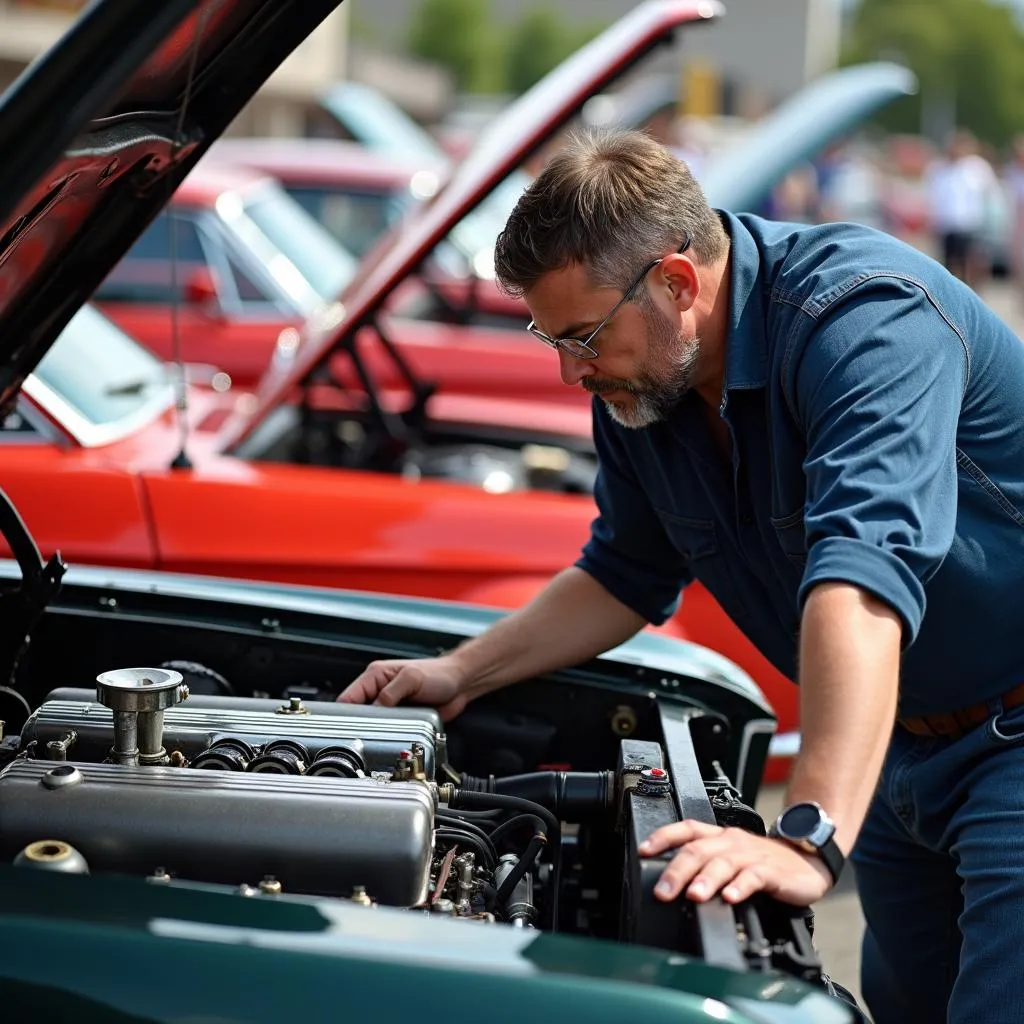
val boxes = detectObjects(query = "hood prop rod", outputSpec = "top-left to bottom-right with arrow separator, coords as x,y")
373,320 -> 437,419
0,486 -> 65,687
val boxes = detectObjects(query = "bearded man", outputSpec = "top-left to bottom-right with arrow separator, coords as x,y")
340,129 -> 1024,1024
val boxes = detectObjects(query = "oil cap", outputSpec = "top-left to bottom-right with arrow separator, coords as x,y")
636,766 -> 672,797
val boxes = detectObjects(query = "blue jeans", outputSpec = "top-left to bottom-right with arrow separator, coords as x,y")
852,700 -> 1024,1024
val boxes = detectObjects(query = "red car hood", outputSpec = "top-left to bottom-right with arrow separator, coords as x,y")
216,0 -> 722,452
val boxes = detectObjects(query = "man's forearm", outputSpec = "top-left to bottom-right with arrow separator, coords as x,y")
451,566 -> 648,700
785,581 -> 903,855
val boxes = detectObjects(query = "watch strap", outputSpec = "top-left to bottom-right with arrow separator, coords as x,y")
815,836 -> 845,886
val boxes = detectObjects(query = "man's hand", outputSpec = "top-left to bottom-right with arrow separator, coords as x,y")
337,655 -> 470,721
640,820 -> 833,906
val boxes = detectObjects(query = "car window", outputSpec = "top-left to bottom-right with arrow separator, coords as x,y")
230,187 -> 358,304
286,185 -> 409,259
0,407 -> 39,436
94,213 -> 211,304
32,305 -> 174,429
222,248 -> 276,305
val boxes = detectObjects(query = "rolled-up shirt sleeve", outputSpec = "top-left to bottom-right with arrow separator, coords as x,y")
576,404 -> 692,625
790,276 -> 968,645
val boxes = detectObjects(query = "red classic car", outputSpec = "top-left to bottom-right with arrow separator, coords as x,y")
94,161 -> 358,391
205,135 -> 530,326
95,151 -> 562,402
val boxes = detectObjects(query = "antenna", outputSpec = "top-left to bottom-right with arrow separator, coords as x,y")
166,7 -> 211,471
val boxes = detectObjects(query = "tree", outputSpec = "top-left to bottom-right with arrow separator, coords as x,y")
504,7 -> 607,96
842,0 -> 1024,148
406,0 -> 502,93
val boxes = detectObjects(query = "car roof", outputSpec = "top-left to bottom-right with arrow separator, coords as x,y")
173,158 -> 276,207
207,137 -> 440,191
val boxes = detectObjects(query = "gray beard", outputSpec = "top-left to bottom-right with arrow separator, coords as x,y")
583,303 -> 700,429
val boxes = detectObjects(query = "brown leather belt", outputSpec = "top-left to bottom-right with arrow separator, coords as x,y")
897,681 -> 1024,739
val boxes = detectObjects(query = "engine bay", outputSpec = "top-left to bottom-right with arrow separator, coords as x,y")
0,662 -> 828,987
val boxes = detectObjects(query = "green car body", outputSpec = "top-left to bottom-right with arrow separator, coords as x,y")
0,560 -> 860,1024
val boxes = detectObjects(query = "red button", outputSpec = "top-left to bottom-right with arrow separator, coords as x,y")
649,768 -> 666,777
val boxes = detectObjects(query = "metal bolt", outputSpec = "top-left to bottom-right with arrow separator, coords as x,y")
610,705 -> 638,737
148,867 -> 172,884
238,884 -> 258,897
259,876 -> 282,895
350,885 -> 374,907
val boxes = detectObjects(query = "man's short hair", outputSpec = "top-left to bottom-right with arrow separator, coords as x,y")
494,127 -> 728,299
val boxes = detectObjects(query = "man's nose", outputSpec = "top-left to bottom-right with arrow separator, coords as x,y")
558,347 -> 595,387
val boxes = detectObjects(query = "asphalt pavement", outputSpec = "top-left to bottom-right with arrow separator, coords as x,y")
751,274 -> 1024,1016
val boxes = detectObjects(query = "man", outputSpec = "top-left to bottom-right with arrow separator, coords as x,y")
925,128 -> 999,290
339,129 -> 1024,1023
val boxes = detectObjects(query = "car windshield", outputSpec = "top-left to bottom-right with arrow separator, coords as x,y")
285,184 -> 413,259
314,82 -> 527,280
216,185 -> 358,308
32,305 -> 174,430
317,82 -> 448,164
444,173 -> 529,279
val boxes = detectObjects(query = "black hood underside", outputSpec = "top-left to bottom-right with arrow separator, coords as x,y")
0,0 -> 345,411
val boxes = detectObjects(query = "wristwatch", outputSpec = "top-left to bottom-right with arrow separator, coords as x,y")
768,801 -> 845,886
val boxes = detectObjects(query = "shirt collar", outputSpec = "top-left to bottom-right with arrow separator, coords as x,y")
719,210 -> 769,393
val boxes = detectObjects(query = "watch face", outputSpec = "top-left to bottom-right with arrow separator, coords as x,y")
780,802 -> 823,839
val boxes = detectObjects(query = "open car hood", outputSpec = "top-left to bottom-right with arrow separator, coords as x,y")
218,0 -> 723,450
0,0 -> 349,412
701,61 -> 917,211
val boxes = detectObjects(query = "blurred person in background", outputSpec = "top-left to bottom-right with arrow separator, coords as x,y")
761,161 -> 818,222
879,134 -> 934,249
1004,134 -> 1024,304
341,128 -> 1024,1024
814,140 -> 886,230
926,129 -> 999,289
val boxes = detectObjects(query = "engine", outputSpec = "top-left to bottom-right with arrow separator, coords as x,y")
0,663 -> 841,994
1,668 -> 446,908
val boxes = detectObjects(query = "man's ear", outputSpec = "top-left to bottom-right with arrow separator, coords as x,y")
658,252 -> 700,312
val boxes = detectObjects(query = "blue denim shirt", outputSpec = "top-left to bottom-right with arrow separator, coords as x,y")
578,212 -> 1024,717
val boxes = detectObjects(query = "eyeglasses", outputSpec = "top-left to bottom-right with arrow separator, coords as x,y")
526,237 -> 692,360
